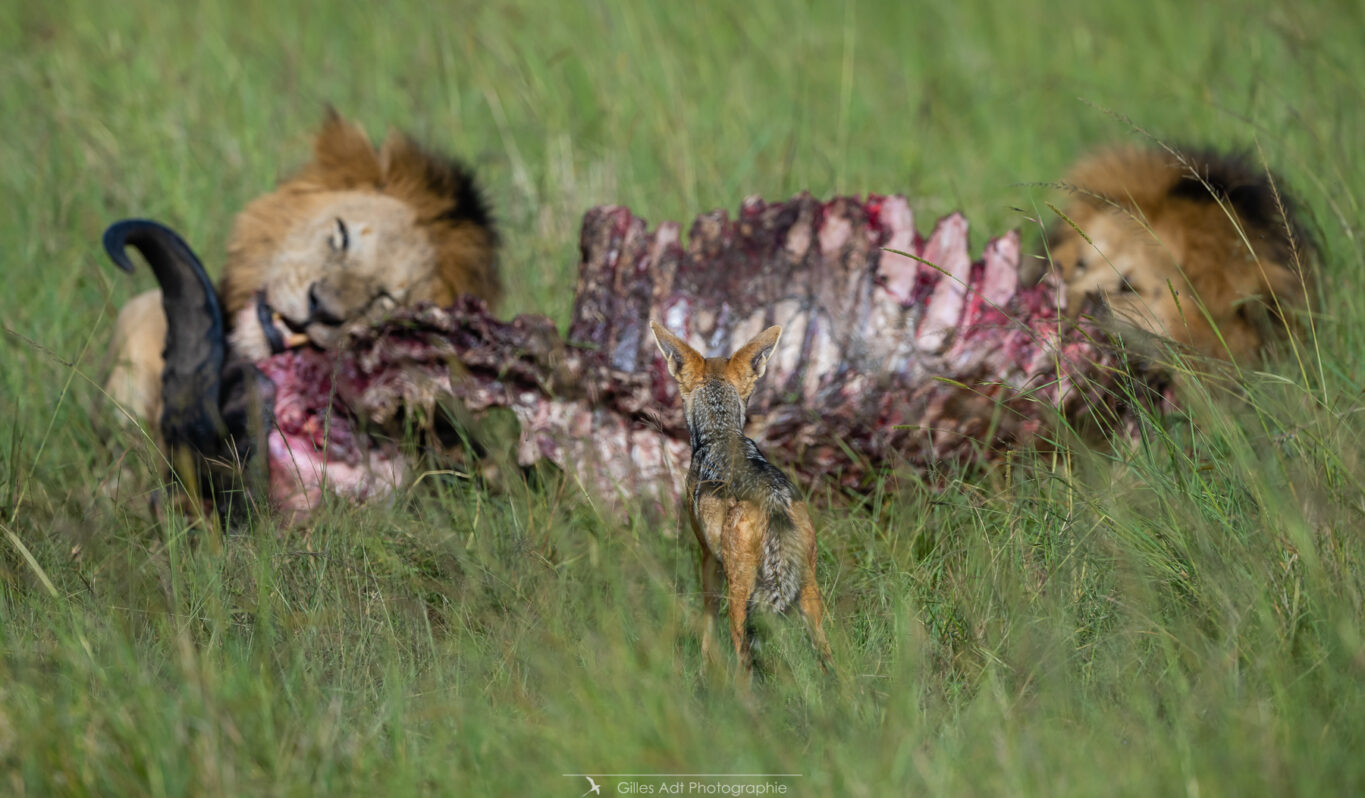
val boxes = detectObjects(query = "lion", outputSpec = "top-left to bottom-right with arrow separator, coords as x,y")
105,109 -> 499,428
1047,146 -> 1315,362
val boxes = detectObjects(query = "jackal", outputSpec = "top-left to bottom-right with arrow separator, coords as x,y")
650,321 -> 833,673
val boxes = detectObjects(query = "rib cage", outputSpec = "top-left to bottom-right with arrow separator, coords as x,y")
258,194 -> 1170,518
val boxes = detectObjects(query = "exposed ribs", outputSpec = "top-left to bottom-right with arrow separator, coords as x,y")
258,194 -> 1170,519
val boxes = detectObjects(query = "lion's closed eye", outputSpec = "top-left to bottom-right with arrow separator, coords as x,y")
329,217 -> 349,253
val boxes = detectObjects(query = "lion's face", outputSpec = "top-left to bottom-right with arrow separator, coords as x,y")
1050,206 -> 1204,351
228,192 -> 447,360
1049,147 -> 1311,362
221,110 -> 498,362
1051,204 -> 1300,362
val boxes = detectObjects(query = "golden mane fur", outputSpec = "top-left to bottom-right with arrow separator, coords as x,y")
1048,145 -> 1314,362
222,108 -> 499,318
106,110 -> 500,428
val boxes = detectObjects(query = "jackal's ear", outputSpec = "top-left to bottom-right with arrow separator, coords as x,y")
731,325 -> 782,381
651,321 -> 700,381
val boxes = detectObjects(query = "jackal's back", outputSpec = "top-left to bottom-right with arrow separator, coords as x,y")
689,435 -> 807,613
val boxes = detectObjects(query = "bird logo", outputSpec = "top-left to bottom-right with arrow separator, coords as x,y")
580,776 -> 602,796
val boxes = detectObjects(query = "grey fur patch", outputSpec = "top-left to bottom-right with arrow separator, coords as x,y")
751,469 -> 805,613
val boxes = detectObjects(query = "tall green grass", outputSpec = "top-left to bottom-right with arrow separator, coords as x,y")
2,0 -> 1364,795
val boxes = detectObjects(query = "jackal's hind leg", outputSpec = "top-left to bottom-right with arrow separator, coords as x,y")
726,564 -> 757,673
699,547 -> 723,664
797,576 -> 833,671
793,506 -> 833,670
723,510 -> 763,673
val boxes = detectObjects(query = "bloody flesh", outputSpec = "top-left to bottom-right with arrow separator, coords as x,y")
257,194 -> 1167,519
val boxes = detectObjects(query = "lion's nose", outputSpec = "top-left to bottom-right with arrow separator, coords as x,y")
307,283 -> 345,326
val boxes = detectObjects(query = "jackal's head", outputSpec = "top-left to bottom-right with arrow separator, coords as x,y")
650,322 -> 782,441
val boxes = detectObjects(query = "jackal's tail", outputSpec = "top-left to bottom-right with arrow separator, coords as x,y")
753,488 -> 807,614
